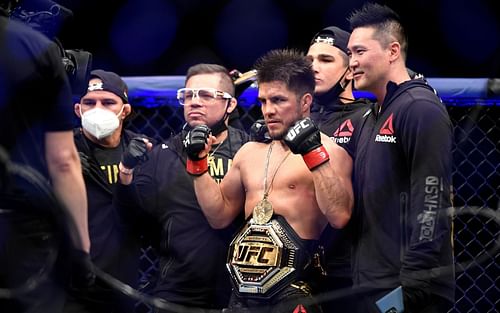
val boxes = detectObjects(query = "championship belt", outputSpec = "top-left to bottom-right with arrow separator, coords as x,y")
227,216 -> 311,299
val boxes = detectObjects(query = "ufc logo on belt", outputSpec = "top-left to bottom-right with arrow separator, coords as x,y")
286,119 -> 311,140
232,243 -> 279,266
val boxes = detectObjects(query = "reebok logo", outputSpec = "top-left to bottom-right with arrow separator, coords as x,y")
375,113 -> 397,143
333,119 -> 354,144
293,304 -> 307,313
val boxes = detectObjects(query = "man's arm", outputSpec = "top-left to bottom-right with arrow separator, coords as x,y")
186,126 -> 246,229
284,117 -> 353,228
193,149 -> 246,229
45,130 -> 90,252
400,99 -> 454,304
313,136 -> 354,229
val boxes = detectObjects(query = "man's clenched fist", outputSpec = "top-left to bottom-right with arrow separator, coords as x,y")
284,117 -> 330,170
184,125 -> 211,175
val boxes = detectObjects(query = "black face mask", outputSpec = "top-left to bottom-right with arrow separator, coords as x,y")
315,66 -> 352,105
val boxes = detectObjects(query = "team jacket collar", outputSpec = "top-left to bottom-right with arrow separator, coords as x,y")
379,79 -> 435,115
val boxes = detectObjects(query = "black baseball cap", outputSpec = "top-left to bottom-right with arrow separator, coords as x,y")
86,69 -> 129,103
310,26 -> 350,56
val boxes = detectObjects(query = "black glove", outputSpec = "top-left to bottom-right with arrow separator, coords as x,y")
250,119 -> 272,143
183,125 -> 211,160
121,137 -> 149,169
284,117 -> 322,154
284,117 -> 330,170
69,248 -> 95,289
183,125 -> 211,175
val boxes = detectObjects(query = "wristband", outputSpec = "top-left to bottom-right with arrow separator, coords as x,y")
119,162 -> 134,175
302,146 -> 330,170
186,157 -> 208,176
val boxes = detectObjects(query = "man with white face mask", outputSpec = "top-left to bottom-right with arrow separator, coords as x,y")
67,70 -> 154,313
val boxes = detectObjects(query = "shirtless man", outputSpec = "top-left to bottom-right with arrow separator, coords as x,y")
184,49 -> 353,313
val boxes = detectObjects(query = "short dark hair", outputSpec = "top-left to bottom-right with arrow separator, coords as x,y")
254,49 -> 315,98
185,63 -> 235,96
348,2 -> 408,60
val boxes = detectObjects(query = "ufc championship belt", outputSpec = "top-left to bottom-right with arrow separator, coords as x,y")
227,215 -> 312,299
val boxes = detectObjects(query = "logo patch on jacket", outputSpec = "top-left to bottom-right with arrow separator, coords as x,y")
375,113 -> 397,143
293,304 -> 307,313
333,119 -> 354,144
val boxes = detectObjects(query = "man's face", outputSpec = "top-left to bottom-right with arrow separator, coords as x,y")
183,73 -> 231,128
75,78 -> 127,118
257,81 -> 304,140
307,42 -> 348,95
348,26 -> 390,93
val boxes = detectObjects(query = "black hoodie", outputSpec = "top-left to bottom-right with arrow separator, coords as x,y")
351,79 -> 455,304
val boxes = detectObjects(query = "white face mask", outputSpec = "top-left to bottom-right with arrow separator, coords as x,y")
81,106 -> 124,139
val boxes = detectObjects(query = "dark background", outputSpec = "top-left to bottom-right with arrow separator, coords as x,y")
49,0 -> 500,78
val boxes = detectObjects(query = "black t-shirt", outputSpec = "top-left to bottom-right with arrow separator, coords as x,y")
88,138 -> 126,185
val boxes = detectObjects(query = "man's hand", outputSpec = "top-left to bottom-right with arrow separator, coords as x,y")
184,125 -> 211,175
121,137 -> 150,170
69,248 -> 95,289
250,119 -> 271,143
284,117 -> 330,170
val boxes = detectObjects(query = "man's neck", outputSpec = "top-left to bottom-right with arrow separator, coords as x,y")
213,129 -> 228,145
338,88 -> 355,103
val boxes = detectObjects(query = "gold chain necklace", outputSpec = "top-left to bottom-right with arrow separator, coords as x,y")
252,141 -> 291,224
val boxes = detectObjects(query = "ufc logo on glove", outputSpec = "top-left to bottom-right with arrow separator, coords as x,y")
286,119 -> 312,140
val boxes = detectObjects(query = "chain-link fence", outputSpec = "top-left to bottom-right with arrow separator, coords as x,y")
126,95 -> 499,313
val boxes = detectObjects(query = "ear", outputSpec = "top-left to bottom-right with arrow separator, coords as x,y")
388,41 -> 401,63
345,67 -> 354,81
120,103 -> 132,119
74,103 -> 82,118
301,93 -> 313,114
226,97 -> 237,114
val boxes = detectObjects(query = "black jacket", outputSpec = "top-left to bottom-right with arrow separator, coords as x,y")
72,128 -> 154,311
350,79 -> 455,303
114,126 -> 249,309
311,91 -> 372,147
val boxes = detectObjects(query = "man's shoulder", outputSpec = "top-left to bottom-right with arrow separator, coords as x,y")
228,126 -> 251,143
3,16 -> 54,55
399,80 -> 440,103
234,141 -> 265,161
